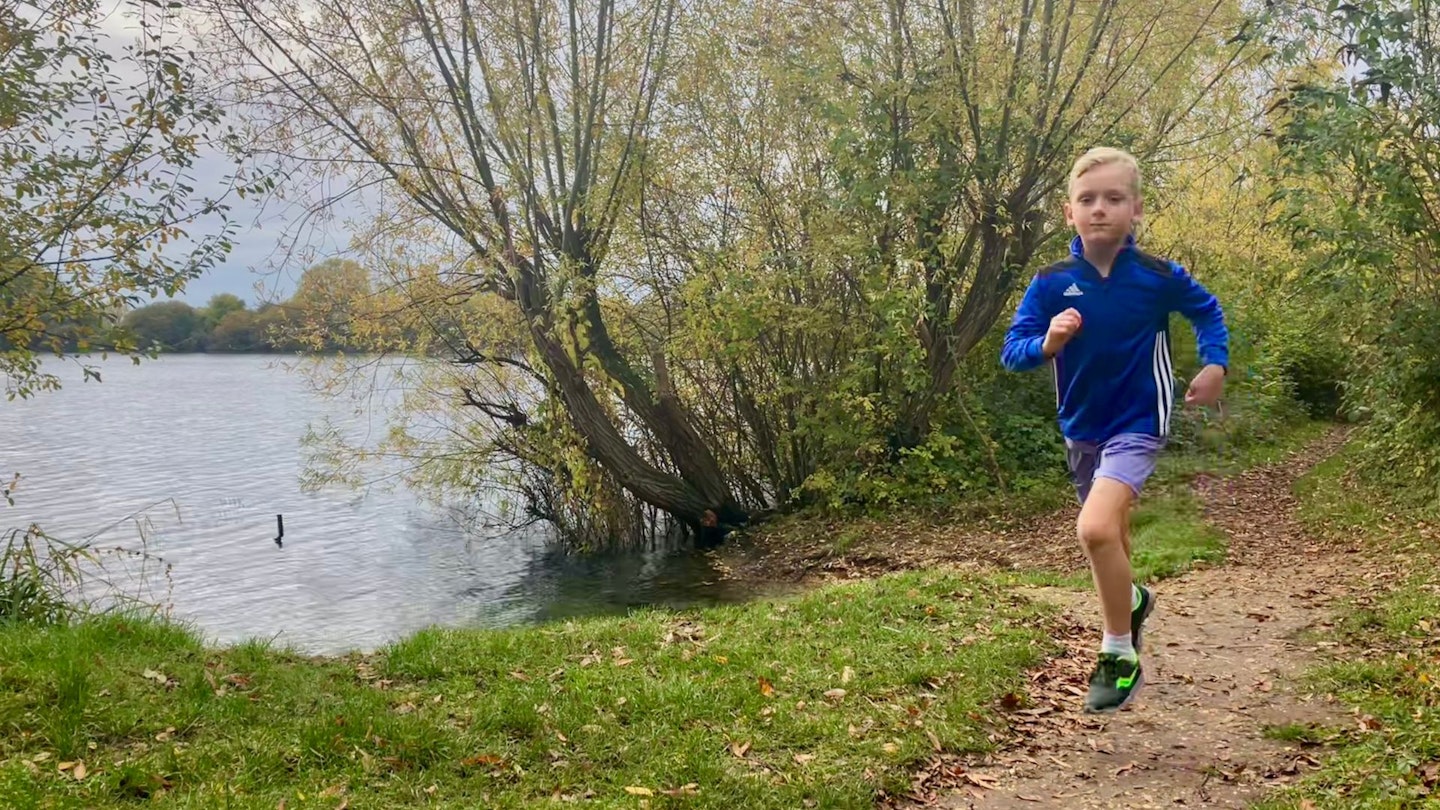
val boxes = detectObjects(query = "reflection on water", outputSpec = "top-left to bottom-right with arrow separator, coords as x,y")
1,355 -> 771,654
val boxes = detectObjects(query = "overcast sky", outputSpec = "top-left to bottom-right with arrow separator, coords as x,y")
86,1 -> 359,309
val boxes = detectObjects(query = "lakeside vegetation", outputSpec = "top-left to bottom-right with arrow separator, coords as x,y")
0,572 -> 1052,809
0,418 -> 1320,807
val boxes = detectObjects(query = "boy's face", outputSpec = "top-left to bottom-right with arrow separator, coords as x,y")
1064,162 -> 1142,248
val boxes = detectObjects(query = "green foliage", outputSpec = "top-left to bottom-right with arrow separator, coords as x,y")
0,529 -> 74,627
121,301 -> 205,352
196,0 -> 1272,545
113,259 -> 377,356
200,293 -> 247,332
0,0 -> 258,398
1349,300 -> 1440,501
0,571 -> 1051,808
1268,0 -> 1440,500
1128,494 -> 1227,582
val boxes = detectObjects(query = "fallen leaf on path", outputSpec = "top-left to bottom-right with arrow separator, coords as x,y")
1018,795 -> 1043,803
965,772 -> 999,789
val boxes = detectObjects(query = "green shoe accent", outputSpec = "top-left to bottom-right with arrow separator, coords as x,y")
1084,653 -> 1144,713
1131,585 -> 1155,653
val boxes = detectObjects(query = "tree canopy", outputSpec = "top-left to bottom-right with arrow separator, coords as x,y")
0,0 -> 266,398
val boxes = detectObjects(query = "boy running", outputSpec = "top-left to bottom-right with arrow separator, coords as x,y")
1001,147 -> 1228,713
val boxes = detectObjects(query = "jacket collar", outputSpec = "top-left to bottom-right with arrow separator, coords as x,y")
1069,233 -> 1138,279
1069,232 -> 1138,258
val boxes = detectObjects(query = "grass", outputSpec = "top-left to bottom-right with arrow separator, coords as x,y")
1003,493 -> 1229,590
1253,443 -> 1440,810
1128,492 -> 1226,583
0,569 -> 1053,809
1263,722 -> 1342,747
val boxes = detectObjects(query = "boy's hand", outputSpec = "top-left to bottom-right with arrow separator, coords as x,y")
1042,308 -> 1082,358
1185,364 -> 1226,407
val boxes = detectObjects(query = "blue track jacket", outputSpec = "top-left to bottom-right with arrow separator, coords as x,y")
1001,236 -> 1229,442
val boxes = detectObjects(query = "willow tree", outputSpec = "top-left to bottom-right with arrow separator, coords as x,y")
199,0 -> 752,539
637,0 -> 1265,512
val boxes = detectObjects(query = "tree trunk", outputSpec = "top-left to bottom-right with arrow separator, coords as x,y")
529,322 -> 744,545
580,296 -> 738,509
895,197 -> 1047,445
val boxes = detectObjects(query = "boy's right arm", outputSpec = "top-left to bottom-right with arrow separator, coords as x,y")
1001,275 -> 1051,372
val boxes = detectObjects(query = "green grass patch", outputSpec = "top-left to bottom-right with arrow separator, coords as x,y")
1292,449 -> 1392,541
1128,492 -> 1227,583
0,570 -> 1053,809
1263,722 -> 1342,747
1254,442 -> 1440,809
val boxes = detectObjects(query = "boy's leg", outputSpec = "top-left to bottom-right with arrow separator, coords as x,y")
1121,505 -> 1133,559
1075,434 -> 1164,712
1066,440 -> 1142,628
1077,478 -> 1137,639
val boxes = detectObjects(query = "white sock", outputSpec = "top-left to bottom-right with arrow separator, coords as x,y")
1132,584 -> 1143,610
1101,632 -> 1136,660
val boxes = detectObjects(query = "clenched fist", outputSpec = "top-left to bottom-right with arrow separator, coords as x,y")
1185,364 -> 1226,407
1042,308 -> 1083,358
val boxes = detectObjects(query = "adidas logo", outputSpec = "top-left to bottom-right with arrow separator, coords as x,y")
1063,283 -> 1084,297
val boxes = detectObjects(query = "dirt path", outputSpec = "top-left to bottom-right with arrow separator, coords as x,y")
900,432 -> 1359,808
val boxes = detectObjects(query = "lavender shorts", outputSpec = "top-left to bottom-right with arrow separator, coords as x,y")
1066,433 -> 1165,504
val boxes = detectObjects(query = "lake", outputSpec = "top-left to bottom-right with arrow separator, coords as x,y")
1,354 -> 761,654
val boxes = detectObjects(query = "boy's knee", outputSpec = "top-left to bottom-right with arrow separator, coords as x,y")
1076,513 -> 1123,552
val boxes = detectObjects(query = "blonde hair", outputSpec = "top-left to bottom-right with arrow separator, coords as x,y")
1069,147 -> 1141,197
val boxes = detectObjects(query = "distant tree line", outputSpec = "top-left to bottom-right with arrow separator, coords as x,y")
121,259 -> 372,353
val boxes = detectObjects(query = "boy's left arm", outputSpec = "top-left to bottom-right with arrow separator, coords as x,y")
1170,263 -> 1229,406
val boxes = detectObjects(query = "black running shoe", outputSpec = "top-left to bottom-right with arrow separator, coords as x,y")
1084,653 -> 1144,713
1132,585 -> 1155,653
